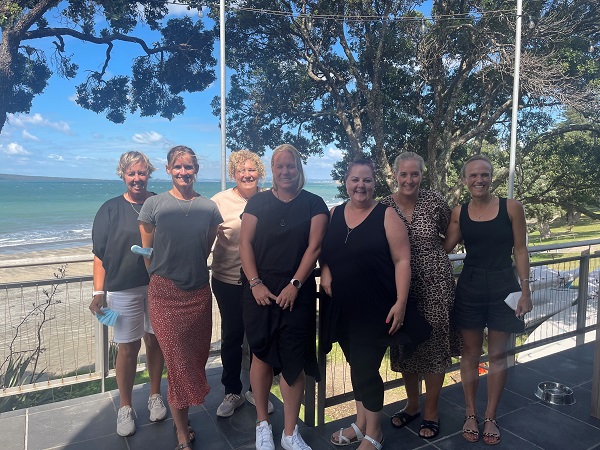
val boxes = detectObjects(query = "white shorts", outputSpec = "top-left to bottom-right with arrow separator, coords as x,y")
107,285 -> 154,343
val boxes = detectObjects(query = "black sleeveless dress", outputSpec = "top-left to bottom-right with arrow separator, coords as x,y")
321,202 -> 430,350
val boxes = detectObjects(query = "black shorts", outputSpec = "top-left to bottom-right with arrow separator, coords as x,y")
454,266 -> 524,333
242,274 -> 320,384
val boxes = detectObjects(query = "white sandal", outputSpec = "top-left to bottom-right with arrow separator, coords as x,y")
330,422 -> 364,446
363,435 -> 384,450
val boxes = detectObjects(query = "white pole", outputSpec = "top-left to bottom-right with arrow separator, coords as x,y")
220,0 -> 227,190
508,0 -> 523,199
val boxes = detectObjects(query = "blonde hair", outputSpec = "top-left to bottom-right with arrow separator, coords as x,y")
228,149 -> 266,180
461,154 -> 493,179
271,144 -> 305,194
393,152 -> 425,174
116,151 -> 155,179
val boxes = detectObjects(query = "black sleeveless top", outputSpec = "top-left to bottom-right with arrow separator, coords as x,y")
460,197 -> 514,270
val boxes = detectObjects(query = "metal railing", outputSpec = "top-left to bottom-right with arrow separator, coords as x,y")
1,239 -> 599,423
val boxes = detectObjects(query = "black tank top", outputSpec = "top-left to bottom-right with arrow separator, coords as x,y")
459,197 -> 514,270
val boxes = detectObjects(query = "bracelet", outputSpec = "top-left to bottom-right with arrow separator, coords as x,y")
250,279 -> 263,288
92,290 -> 105,297
249,277 -> 260,282
520,279 -> 530,283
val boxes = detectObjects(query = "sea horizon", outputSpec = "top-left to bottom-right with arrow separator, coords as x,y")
0,176 -> 342,255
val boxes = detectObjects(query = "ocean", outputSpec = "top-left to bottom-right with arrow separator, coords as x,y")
0,178 -> 342,254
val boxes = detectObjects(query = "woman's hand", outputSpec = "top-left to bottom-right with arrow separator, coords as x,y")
386,301 -> 407,335
319,265 -> 333,297
251,283 -> 277,306
276,284 -> 299,311
515,293 -> 533,319
89,294 -> 104,315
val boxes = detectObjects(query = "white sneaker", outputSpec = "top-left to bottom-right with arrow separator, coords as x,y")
148,393 -> 167,422
116,405 -> 136,437
281,425 -> 311,450
255,420 -> 275,450
245,390 -> 274,414
216,393 -> 245,417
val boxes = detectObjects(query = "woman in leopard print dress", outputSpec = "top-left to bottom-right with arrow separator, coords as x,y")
380,152 -> 457,440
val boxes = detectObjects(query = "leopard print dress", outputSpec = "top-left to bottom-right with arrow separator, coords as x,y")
381,190 -> 458,374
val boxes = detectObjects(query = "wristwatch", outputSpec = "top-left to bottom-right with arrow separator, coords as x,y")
290,278 -> 302,289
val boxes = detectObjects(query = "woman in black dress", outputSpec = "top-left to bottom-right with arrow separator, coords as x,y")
320,159 -> 414,450
239,144 -> 328,450
445,155 -> 532,445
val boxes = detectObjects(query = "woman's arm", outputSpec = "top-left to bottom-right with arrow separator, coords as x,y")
384,207 -> 412,334
89,256 -> 106,314
139,222 -> 155,270
508,199 -> 533,317
277,213 -> 329,311
443,205 -> 462,253
239,213 -> 277,306
206,225 -> 218,259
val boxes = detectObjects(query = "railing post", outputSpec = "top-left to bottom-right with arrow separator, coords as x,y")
576,250 -> 590,347
591,276 -> 600,419
95,320 -> 108,393
304,376 -> 316,427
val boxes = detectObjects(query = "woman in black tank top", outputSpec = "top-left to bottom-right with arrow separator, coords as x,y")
444,155 -> 533,445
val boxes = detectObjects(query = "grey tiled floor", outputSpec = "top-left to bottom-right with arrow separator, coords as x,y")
2,342 -> 600,449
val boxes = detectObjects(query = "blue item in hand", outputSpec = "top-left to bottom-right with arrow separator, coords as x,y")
131,245 -> 153,258
96,307 -> 120,327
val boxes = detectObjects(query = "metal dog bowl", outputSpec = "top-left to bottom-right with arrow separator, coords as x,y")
535,381 -> 575,405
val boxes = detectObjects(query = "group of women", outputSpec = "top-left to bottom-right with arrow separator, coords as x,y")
90,144 -> 532,450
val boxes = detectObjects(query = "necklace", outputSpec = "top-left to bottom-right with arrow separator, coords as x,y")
176,197 -> 195,217
344,226 -> 353,244
125,193 -> 145,215
274,188 -> 296,203
470,196 -> 495,220
129,201 -> 141,215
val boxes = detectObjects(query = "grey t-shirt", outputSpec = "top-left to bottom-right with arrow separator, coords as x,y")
138,191 -> 223,291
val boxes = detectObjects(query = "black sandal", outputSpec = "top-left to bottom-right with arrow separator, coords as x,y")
390,410 -> 420,429
419,419 -> 440,439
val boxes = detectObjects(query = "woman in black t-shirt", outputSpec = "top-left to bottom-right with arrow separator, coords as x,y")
89,151 -> 166,438
445,155 -> 533,445
239,144 -> 328,450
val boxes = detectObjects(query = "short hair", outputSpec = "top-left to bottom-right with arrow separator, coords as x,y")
116,151 -> 156,179
344,158 -> 376,181
461,154 -> 493,179
228,149 -> 266,180
271,144 -> 305,194
393,152 -> 425,174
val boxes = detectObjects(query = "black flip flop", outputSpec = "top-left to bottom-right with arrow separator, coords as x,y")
390,410 -> 420,429
419,419 -> 440,439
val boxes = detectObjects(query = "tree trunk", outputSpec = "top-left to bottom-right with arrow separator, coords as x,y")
0,29 -> 18,135
539,221 -> 552,239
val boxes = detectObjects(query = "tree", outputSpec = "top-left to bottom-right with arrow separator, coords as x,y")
215,0 -> 599,199
0,0 -> 216,134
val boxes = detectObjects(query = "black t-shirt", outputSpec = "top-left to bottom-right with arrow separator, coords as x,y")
92,195 -> 151,292
244,189 -> 329,277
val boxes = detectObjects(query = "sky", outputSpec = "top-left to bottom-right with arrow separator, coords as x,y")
0,3 -> 344,181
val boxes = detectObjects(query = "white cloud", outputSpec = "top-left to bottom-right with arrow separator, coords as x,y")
48,154 -> 65,161
22,130 -> 40,141
326,147 -> 344,159
166,4 -> 200,16
7,113 -> 71,133
132,131 -> 165,144
2,142 -> 30,155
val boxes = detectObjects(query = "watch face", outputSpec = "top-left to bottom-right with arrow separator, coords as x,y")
292,279 -> 301,288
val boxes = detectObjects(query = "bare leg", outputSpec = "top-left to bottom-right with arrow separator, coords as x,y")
460,328 -> 485,440
116,340 -> 141,408
280,371 -> 305,436
171,407 -> 190,446
144,332 -> 164,395
483,329 -> 511,444
357,404 -> 383,450
390,372 -> 421,428
419,372 -> 445,437
250,355 -> 273,423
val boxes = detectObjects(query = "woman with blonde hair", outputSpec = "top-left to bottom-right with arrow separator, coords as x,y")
380,151 -> 457,439
445,154 -> 532,445
240,144 -> 328,450
211,149 -> 273,417
139,145 -> 223,450
90,151 -> 166,437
